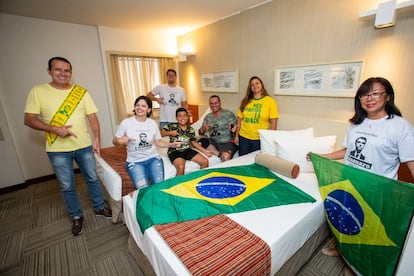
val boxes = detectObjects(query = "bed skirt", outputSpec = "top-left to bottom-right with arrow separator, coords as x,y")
127,223 -> 329,275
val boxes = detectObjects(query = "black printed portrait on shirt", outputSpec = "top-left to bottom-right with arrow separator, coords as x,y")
138,133 -> 150,147
211,124 -> 220,137
350,136 -> 366,160
167,93 -> 178,105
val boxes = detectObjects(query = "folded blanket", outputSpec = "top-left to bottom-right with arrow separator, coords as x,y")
155,214 -> 271,275
100,146 -> 135,195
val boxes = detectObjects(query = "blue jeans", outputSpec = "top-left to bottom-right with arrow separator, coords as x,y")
126,156 -> 164,190
47,146 -> 105,218
238,135 -> 261,156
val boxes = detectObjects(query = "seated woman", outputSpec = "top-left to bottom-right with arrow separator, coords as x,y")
112,96 -> 181,190
161,107 -> 212,175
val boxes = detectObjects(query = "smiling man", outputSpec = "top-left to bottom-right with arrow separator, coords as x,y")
147,69 -> 189,128
24,57 -> 111,236
198,95 -> 238,161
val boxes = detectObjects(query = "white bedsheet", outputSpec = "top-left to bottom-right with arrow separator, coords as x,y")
95,147 -> 222,201
123,151 -> 325,275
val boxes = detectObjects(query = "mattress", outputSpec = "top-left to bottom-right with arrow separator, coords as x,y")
123,151 -> 326,275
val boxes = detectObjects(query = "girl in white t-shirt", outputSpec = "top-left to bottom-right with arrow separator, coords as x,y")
113,96 -> 181,190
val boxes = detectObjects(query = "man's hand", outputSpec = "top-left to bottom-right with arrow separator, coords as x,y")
53,125 -> 77,138
156,97 -> 164,105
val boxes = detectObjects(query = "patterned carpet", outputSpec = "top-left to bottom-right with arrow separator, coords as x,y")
0,174 -> 347,276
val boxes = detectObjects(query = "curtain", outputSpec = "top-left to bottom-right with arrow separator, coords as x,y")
109,54 -> 177,123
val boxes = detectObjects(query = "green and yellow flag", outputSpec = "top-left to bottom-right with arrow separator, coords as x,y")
136,163 -> 315,233
310,153 -> 414,276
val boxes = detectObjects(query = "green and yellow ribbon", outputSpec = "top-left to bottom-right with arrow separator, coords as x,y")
46,84 -> 87,145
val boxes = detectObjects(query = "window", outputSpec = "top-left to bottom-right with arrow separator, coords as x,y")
108,53 -> 177,123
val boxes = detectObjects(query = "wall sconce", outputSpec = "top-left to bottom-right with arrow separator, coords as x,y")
360,0 -> 414,29
178,52 -> 196,62
375,0 -> 396,28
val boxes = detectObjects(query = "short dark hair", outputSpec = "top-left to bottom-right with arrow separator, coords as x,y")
48,57 -> 72,70
166,69 -> 177,76
175,107 -> 188,117
209,95 -> 221,102
133,96 -> 152,117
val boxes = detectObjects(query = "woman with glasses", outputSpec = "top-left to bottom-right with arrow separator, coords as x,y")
317,77 -> 414,259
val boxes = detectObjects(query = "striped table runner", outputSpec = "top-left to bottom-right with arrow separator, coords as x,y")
155,214 -> 271,275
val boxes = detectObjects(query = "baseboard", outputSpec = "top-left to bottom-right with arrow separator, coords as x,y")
0,168 -> 81,194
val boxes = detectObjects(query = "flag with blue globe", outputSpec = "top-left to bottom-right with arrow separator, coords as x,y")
135,163 -> 316,233
310,153 -> 414,276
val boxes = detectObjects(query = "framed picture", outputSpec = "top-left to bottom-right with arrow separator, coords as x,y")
274,61 -> 363,97
200,70 -> 238,93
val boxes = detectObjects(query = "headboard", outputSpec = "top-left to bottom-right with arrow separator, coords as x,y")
277,113 -> 348,150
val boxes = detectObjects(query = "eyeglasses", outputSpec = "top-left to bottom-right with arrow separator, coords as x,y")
359,91 -> 386,100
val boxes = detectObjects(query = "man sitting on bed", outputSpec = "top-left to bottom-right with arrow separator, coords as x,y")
198,95 -> 238,161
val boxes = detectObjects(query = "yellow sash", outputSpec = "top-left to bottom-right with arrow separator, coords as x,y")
46,84 -> 87,145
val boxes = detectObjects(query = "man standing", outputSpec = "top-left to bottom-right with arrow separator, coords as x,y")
24,57 -> 111,236
198,95 -> 238,161
147,69 -> 189,128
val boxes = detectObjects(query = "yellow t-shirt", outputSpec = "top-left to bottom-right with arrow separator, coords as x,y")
237,96 -> 278,140
24,83 -> 98,152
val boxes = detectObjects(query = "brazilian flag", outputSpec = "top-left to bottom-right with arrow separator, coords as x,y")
136,163 -> 315,233
310,153 -> 414,276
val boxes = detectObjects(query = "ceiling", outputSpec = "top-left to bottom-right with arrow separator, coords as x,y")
0,0 -> 271,35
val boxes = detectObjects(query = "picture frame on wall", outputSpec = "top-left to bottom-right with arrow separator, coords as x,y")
274,61 -> 363,97
200,70 -> 238,93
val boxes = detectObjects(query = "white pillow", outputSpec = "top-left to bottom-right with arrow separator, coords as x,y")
275,135 -> 336,173
258,128 -> 314,156
190,107 -> 211,135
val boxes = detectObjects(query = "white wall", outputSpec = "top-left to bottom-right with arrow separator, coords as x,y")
0,13 -> 112,180
178,0 -> 414,126
0,96 -> 25,188
0,14 -> 179,185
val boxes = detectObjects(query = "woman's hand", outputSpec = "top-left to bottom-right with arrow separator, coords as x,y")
170,141 -> 183,148
113,136 -> 134,146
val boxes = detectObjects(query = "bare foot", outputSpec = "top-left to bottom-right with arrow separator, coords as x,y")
344,265 -> 355,276
321,237 -> 340,257
321,247 -> 340,257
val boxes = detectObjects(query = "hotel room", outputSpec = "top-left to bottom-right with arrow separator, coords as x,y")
1,0 -> 414,275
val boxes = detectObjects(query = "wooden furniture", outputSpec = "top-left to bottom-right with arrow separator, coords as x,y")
398,162 -> 414,183
187,104 -> 199,123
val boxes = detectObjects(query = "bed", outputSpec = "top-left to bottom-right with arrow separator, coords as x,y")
95,144 -> 221,223
123,150 -> 328,275
99,112 -> 414,274
95,108 -> 222,223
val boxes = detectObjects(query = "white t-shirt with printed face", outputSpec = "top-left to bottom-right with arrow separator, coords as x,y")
343,115 -> 414,179
115,117 -> 161,162
151,84 -> 186,122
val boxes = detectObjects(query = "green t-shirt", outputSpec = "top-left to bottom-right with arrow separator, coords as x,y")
203,109 -> 237,143
162,123 -> 196,155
